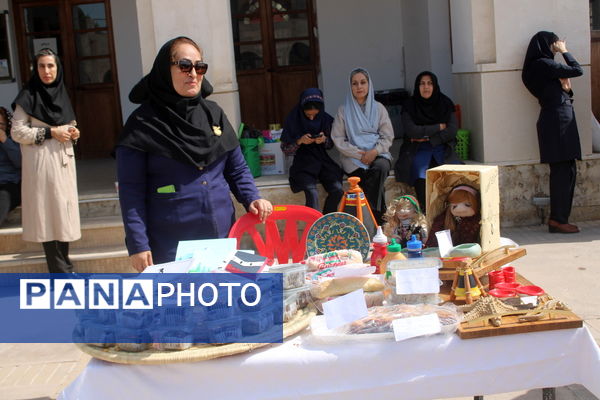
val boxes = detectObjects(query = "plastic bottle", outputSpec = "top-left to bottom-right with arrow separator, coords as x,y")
379,238 -> 406,275
406,234 -> 423,258
370,226 -> 388,274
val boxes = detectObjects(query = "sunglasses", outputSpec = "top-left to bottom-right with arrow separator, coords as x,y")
171,59 -> 208,75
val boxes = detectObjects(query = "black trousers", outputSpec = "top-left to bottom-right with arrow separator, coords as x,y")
42,241 -> 74,273
348,157 -> 391,224
549,160 -> 577,224
303,182 -> 343,215
0,182 -> 21,226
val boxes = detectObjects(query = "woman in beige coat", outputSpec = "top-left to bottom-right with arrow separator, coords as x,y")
11,48 -> 81,273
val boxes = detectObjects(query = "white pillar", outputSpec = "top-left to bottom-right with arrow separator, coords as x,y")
450,0 -> 591,163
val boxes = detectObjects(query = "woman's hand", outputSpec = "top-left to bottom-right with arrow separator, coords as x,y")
52,126 -> 72,143
439,123 -> 447,131
559,78 -> 571,92
130,250 -> 153,272
554,40 -> 567,54
68,126 -> 80,141
249,199 -> 273,223
297,134 -> 315,145
360,148 -> 378,165
0,128 -> 6,143
314,133 -> 326,144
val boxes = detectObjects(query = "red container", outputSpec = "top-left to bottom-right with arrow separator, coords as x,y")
517,285 -> 545,296
489,289 -> 517,298
488,270 -> 505,290
494,282 -> 521,291
502,266 -> 516,283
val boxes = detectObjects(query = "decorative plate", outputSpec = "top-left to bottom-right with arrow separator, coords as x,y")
306,212 -> 371,259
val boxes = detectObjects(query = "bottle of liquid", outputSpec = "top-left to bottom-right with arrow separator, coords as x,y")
406,234 -> 423,258
379,238 -> 406,275
370,226 -> 388,274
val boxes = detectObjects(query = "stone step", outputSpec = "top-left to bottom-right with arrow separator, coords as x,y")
6,193 -> 121,225
0,216 -> 125,255
0,245 -> 135,274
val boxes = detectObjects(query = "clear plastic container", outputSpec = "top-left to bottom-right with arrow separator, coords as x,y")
151,329 -> 193,351
284,284 -> 311,309
282,293 -> 298,322
241,308 -> 275,335
116,310 -> 153,329
83,322 -> 115,348
207,317 -> 243,343
269,263 -> 307,289
206,299 -> 237,321
115,328 -> 151,352
385,258 -> 442,305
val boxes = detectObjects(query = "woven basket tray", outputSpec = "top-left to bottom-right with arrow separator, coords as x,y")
76,308 -> 316,365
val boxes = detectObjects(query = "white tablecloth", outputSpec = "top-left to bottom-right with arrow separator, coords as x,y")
60,327 -> 600,400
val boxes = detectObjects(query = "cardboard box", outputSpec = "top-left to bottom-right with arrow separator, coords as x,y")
260,142 -> 285,175
426,164 -> 500,252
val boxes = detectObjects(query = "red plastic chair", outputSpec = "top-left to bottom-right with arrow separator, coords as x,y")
228,205 -> 323,264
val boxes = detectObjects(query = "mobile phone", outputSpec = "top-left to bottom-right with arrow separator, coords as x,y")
310,133 -> 323,138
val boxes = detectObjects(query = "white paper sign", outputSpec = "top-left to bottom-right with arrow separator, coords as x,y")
436,229 -> 454,257
142,258 -> 195,273
322,289 -> 368,330
395,267 -> 440,294
392,313 -> 441,341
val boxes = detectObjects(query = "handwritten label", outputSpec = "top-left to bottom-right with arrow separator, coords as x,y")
392,313 -> 441,341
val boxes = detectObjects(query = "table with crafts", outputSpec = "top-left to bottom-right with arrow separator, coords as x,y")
60,324 -> 600,400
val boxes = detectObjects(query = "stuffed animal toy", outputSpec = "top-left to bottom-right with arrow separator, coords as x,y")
425,185 -> 480,248
383,195 -> 428,248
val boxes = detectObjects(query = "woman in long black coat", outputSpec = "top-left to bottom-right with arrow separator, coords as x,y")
522,31 -> 583,233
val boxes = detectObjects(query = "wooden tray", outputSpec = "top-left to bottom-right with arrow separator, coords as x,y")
439,246 -> 527,281
442,274 -> 583,339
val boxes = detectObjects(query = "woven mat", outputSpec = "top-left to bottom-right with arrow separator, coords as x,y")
76,308 -> 316,365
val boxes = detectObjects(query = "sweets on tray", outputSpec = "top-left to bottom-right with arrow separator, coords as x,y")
305,250 -> 363,271
344,303 -> 461,335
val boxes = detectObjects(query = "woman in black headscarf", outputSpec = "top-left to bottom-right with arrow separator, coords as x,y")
522,31 -> 583,233
393,71 -> 461,213
11,48 -> 81,273
116,37 -> 272,271
280,88 -> 343,214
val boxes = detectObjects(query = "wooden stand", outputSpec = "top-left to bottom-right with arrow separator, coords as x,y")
338,176 -> 378,234
449,265 -> 488,304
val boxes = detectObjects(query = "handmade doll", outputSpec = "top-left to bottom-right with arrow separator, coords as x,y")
425,185 -> 480,248
383,195 -> 428,248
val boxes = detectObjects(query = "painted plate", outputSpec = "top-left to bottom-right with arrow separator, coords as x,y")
306,212 -> 371,259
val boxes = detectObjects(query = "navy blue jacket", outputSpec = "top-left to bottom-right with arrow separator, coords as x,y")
116,145 -> 260,264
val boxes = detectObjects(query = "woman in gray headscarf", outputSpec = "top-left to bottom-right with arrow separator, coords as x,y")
331,68 -> 394,224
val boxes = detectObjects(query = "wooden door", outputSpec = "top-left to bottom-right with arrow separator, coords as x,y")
12,0 -> 121,158
231,0 -> 318,130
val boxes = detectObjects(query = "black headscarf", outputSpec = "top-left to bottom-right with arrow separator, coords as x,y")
522,31 -> 559,98
281,88 -> 333,143
404,71 -> 454,125
118,36 -> 238,168
12,50 -> 76,125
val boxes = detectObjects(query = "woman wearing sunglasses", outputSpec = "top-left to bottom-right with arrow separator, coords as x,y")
116,36 -> 272,271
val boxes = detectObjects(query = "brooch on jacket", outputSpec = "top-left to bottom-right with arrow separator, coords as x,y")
212,125 -> 222,136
